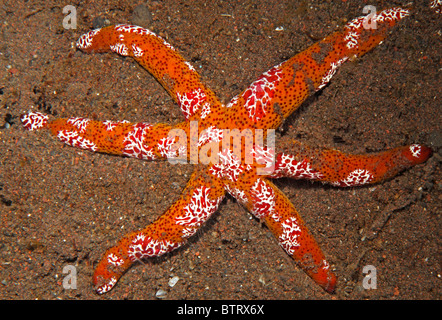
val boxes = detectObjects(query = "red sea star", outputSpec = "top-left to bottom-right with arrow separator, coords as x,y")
20,7 -> 432,294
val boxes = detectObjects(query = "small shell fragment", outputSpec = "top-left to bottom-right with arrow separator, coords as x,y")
168,276 -> 180,287
155,289 -> 167,299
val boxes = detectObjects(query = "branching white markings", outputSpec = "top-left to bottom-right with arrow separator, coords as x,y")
57,130 -> 98,152
317,57 -> 348,91
343,29 -> 360,50
131,44 -> 144,57
127,232 -> 181,261
96,277 -> 117,295
322,259 -> 331,272
250,145 -> 275,175
76,28 -> 101,49
20,112 -> 49,131
224,184 -> 248,206
226,94 -> 239,109
157,136 -> 186,159
343,8 -> 410,50
175,186 -> 222,238
209,148 -> 244,182
279,217 -> 302,255
114,24 -> 177,53
107,253 -> 125,267
271,154 -> 324,180
103,120 -> 116,132
110,43 -> 129,56
103,120 -> 117,132
123,123 -> 156,160
333,169 -> 374,187
242,65 -> 283,121
200,102 -> 211,119
177,88 -> 208,120
375,7 -> 410,21
430,0 -> 442,14
250,178 -> 275,219
198,126 -> 224,147
67,117 -> 90,133
157,136 -> 175,158
103,119 -> 130,132
114,24 -> 157,37
185,61 -> 196,72
409,144 -> 422,158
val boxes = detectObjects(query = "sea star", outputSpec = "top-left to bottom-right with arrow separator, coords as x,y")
20,7 -> 431,295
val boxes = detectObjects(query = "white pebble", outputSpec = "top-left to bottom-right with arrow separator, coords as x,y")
168,276 -> 180,287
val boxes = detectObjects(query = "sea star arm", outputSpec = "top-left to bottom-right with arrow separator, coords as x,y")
225,175 -> 336,293
20,111 -> 190,161
76,24 -> 224,121
269,141 -> 432,187
226,7 -> 410,130
93,168 -> 225,294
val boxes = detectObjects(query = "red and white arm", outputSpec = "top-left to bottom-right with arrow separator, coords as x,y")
77,24 -> 224,121
225,7 -> 411,129
20,111 -> 189,161
224,175 -> 336,293
93,169 -> 225,294
269,141 -> 432,187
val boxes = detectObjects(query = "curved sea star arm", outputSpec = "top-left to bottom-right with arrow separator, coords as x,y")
93,168 -> 225,294
269,141 -> 432,187
225,175 -> 336,293
20,111 -> 189,161
226,7 -> 410,130
76,24 -> 224,122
